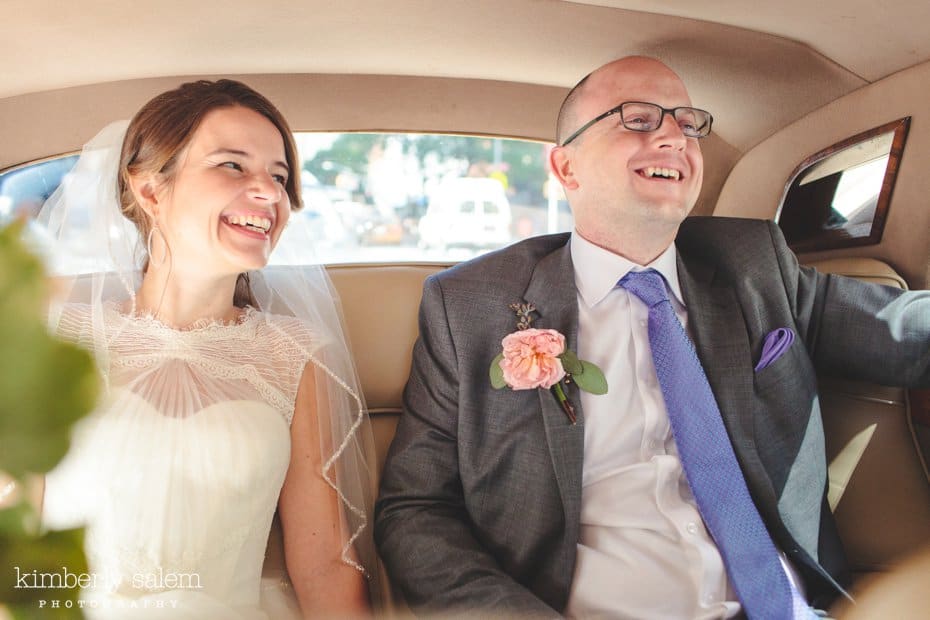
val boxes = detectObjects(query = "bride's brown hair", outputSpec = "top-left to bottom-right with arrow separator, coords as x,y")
117,79 -> 302,306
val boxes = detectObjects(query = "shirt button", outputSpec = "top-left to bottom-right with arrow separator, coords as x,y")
640,320 -> 647,328
686,522 -> 698,534
703,594 -> 715,605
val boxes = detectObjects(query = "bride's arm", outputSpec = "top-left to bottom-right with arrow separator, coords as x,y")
0,472 -> 43,512
278,363 -> 371,617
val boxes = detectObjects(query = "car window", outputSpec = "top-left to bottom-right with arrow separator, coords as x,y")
284,132 -> 569,264
776,118 -> 909,252
1,133 -> 571,269
0,155 -> 79,224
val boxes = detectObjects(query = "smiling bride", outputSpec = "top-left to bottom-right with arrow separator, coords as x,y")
37,80 -> 378,618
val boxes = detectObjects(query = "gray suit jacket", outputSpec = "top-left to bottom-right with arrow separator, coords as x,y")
375,217 -> 930,616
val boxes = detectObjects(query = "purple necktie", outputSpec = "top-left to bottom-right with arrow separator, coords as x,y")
619,269 -> 814,620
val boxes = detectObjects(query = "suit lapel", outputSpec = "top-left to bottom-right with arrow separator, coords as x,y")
523,243 -> 585,531
676,252 -> 757,455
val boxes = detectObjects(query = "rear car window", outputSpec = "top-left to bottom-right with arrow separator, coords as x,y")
1,133 -> 572,268
776,118 -> 909,252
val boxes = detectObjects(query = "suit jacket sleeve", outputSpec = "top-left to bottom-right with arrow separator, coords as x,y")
770,221 -> 930,387
374,275 -> 559,617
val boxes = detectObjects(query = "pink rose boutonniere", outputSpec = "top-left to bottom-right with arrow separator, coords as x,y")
489,304 -> 607,424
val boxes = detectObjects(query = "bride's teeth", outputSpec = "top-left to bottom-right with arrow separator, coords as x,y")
225,214 -> 272,233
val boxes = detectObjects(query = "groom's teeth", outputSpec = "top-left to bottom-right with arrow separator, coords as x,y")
643,167 -> 680,180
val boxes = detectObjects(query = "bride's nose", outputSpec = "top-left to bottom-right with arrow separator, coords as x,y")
248,171 -> 283,203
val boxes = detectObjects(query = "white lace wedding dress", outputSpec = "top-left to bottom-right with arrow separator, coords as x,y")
43,302 -> 320,619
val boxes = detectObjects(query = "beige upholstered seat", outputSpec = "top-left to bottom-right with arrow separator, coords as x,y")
327,264 -> 450,482
263,263 -> 446,615
805,258 -> 930,586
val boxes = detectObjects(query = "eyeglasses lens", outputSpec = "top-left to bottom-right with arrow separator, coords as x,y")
620,103 -> 711,138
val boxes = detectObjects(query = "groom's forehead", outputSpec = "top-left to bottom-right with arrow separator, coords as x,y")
580,60 -> 694,115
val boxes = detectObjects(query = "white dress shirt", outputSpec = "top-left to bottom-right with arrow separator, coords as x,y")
564,232 -> 741,619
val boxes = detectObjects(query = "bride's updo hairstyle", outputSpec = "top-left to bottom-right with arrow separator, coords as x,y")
117,79 -> 302,305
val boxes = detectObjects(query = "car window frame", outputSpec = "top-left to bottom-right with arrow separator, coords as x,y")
775,117 -> 910,252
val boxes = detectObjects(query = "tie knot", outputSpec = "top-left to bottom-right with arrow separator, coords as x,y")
618,269 -> 670,308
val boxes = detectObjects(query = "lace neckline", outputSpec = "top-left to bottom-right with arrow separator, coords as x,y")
104,300 -> 260,335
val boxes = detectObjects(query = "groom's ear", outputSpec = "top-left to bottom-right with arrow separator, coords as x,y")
549,145 -> 579,191
128,172 -> 163,219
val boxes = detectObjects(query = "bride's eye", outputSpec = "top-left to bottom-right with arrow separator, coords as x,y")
272,174 -> 287,185
219,161 -> 243,172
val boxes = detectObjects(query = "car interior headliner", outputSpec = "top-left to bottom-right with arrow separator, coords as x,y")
3,0 -> 929,153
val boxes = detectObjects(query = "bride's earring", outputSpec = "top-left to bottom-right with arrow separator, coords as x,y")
147,225 -> 169,268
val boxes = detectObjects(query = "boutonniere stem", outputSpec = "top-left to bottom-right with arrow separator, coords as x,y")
551,382 -> 577,424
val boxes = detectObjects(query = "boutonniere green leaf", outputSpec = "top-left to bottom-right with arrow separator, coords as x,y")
489,353 -> 507,389
558,349 -> 608,395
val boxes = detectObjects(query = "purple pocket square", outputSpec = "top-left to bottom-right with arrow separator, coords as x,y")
754,327 -> 795,372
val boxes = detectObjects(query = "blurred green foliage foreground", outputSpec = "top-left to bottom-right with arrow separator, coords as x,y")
0,220 -> 99,619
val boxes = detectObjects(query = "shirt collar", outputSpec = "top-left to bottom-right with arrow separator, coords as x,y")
570,231 -> 686,309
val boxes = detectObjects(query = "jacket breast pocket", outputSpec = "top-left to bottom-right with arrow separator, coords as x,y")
753,336 -> 811,394
751,337 -> 825,498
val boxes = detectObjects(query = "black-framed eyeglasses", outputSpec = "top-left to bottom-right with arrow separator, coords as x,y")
561,101 -> 713,146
